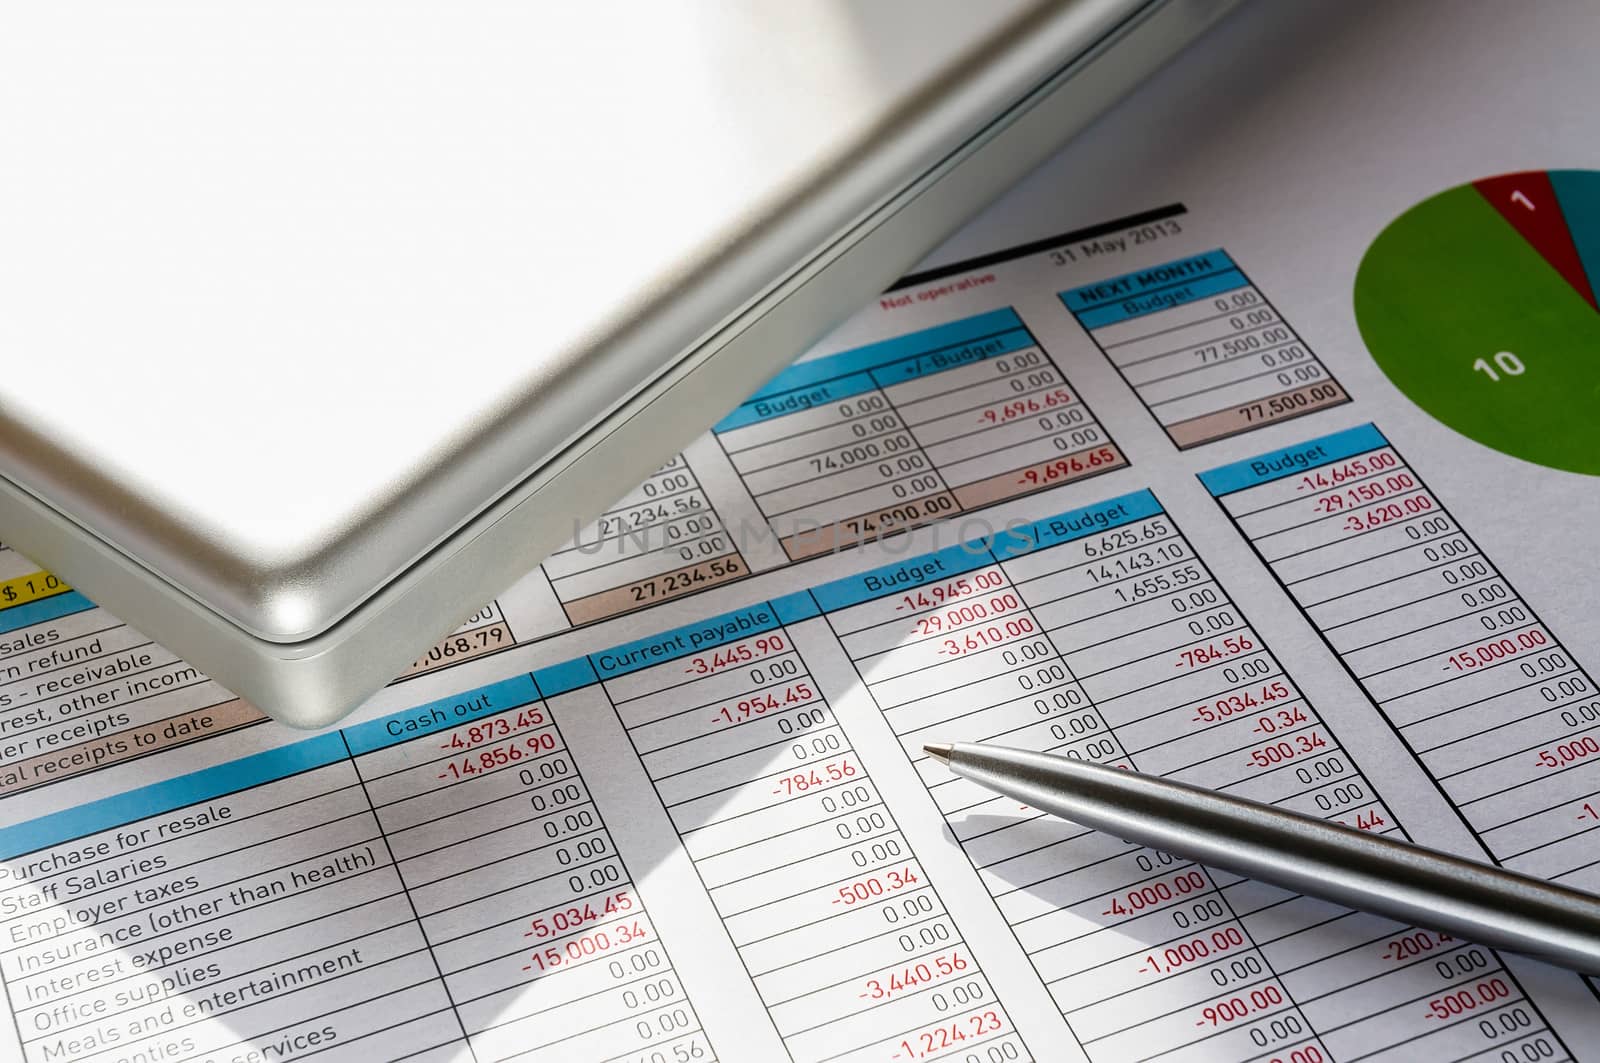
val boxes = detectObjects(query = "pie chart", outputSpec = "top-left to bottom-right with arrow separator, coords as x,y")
1353,169 -> 1600,475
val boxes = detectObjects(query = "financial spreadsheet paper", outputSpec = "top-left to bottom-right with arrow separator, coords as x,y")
2,3 -> 1600,1060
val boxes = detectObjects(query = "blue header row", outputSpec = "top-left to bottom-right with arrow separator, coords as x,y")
0,590 -> 95,636
1059,249 -> 1247,329
0,734 -> 350,864
0,670 -> 558,859
809,489 -> 1161,610
714,307 -> 1031,432
0,489 -> 1169,861
587,597 -> 814,681
1198,423 -> 1390,496
341,674 -> 541,756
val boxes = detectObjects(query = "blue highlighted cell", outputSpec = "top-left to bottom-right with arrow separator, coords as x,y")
805,490 -> 1171,611
1066,268 -> 1249,330
589,603 -> 782,680
993,490 -> 1164,559
343,674 -> 541,756
714,308 -> 1030,432
535,657 -> 600,698
1198,424 -> 1390,496
1061,250 -> 1237,309
773,592 -> 820,625
0,590 -> 95,635
810,542 -> 998,612
0,734 -> 348,860
714,372 -> 882,433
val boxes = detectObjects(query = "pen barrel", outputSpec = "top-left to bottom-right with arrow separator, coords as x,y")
948,744 -> 1600,973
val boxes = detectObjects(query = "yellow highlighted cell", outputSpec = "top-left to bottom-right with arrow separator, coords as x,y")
0,570 -> 70,609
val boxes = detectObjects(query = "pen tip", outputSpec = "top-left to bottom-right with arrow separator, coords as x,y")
923,743 -> 953,764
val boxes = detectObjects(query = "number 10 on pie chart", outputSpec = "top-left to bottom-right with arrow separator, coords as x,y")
1354,169 -> 1600,475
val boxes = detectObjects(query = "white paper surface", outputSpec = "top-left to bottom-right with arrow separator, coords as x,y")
2,2 -> 1599,1059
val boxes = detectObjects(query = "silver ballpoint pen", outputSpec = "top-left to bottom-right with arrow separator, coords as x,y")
923,741 -> 1600,974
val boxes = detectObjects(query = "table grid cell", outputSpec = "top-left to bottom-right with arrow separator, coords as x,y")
1061,250 -> 1349,448
398,601 -> 518,680
0,557 -> 266,798
806,488 -> 1567,1062
712,308 -> 1126,561
0,679 -> 713,1063
550,455 -> 751,624
349,689 -> 711,1062
595,610 -> 1028,1062
1204,425 -> 1600,890
396,450 -> 751,688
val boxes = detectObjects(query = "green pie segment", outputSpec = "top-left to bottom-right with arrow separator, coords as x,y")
1354,170 -> 1600,476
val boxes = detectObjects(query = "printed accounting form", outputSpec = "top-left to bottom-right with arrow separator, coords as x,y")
3,3 -> 1600,1060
